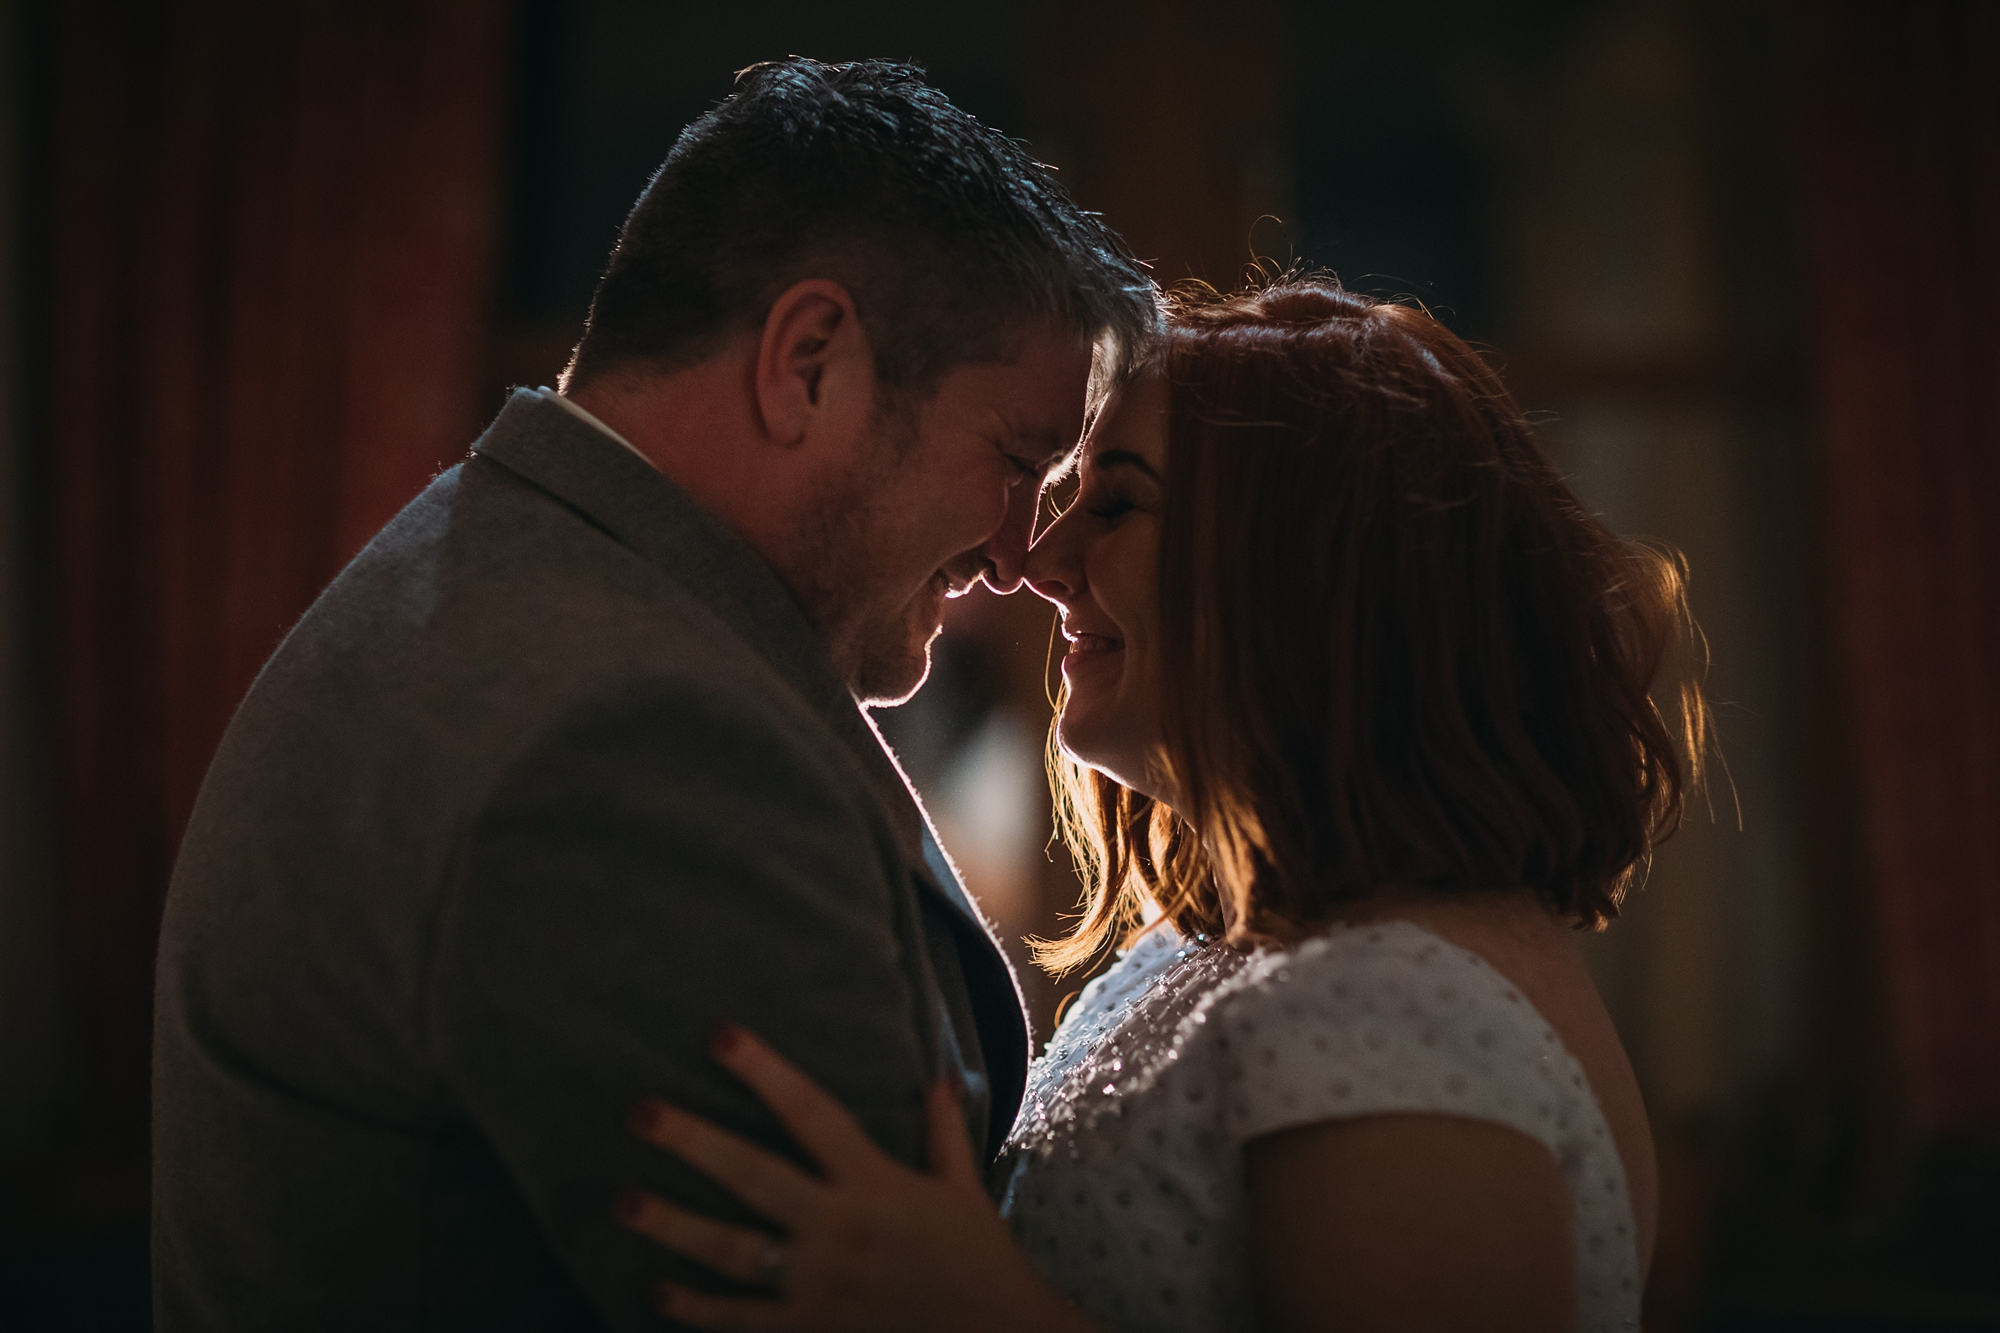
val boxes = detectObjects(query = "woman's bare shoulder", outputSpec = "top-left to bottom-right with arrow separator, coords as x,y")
1246,1111 -> 1575,1332
1333,889 -> 1659,1286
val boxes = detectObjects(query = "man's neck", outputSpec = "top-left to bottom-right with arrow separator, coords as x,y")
564,355 -> 755,482
563,361 -> 836,663
540,389 -> 652,467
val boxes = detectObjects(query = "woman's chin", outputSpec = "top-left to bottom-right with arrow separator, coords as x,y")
1055,712 -> 1143,793
1053,711 -> 1102,768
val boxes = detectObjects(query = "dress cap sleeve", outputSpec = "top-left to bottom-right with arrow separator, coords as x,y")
1186,922 -> 1588,1155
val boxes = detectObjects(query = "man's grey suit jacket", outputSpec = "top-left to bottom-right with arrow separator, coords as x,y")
152,390 -> 1031,1330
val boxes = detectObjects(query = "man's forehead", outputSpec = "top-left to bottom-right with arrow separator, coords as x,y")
999,413 -> 1080,460
933,330 -> 1092,453
996,327 -> 1094,398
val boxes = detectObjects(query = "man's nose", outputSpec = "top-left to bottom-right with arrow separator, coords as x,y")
979,478 -> 1040,594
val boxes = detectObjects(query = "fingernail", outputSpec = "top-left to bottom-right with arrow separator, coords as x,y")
652,1282 -> 680,1315
627,1099 -> 664,1136
709,1022 -> 742,1058
614,1188 -> 646,1223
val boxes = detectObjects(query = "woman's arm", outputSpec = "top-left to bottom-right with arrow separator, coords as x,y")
618,1025 -> 1102,1333
1245,1115 -> 1576,1333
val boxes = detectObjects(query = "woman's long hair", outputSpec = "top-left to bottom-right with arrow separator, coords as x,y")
1035,279 -> 1711,974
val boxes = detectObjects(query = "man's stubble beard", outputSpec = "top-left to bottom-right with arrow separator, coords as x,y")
848,602 -> 941,707
790,416 -> 939,708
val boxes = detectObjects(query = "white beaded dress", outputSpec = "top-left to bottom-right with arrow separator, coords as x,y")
995,919 -> 1641,1332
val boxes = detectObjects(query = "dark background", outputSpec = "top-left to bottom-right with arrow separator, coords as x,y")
2,1 -> 1995,1329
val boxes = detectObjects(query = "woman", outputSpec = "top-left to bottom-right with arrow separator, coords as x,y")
615,278 -> 1709,1332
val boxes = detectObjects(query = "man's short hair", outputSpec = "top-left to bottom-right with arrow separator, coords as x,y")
564,58 -> 1157,406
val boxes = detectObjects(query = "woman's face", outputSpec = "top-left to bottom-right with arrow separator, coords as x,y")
1025,374 -> 1171,804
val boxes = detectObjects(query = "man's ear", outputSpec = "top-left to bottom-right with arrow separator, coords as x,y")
753,279 -> 873,448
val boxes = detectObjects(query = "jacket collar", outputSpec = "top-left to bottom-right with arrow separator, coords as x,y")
470,389 -> 945,877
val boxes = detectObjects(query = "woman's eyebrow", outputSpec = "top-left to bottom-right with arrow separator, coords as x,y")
1092,449 -> 1162,481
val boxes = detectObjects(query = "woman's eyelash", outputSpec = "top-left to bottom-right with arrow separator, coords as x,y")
1086,496 -> 1135,520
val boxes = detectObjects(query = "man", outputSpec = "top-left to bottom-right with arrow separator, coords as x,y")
152,59 -> 1154,1330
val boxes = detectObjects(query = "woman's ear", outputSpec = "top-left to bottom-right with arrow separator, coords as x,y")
753,278 -> 875,448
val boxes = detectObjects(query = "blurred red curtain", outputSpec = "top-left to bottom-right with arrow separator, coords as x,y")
50,0 -> 510,1167
1792,1 -> 2000,1137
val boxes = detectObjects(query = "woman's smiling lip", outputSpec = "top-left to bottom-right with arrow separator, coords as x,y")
1061,627 -> 1123,653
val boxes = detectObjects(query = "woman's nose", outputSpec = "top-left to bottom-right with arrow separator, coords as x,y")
1024,572 -> 1071,606
1024,505 -> 1080,605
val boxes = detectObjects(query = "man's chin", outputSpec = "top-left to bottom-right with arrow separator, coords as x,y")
851,622 -> 940,708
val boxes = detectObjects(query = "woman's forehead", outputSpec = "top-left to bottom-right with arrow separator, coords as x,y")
1087,374 -> 1169,467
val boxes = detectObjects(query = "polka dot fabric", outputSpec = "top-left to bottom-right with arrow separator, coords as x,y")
996,920 -> 1641,1331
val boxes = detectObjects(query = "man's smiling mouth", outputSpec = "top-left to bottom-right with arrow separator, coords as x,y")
933,567 -> 982,599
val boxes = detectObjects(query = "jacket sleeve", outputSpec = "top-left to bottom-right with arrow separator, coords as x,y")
427,675 -> 934,1330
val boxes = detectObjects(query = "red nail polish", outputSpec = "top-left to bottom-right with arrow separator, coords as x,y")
652,1281 -> 679,1314
614,1188 -> 646,1222
709,1023 -> 741,1058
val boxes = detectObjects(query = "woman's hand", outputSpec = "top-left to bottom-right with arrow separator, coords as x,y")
618,1025 -> 1097,1333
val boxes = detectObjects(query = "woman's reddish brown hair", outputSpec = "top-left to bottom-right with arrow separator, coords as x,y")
1037,278 -> 1711,972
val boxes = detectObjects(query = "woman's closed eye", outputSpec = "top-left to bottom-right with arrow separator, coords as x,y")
1086,494 -> 1136,521
1078,477 -> 1149,522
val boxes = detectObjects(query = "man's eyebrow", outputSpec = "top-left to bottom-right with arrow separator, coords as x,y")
1004,424 -> 1074,468
1044,442 -> 1086,486
1092,449 -> 1162,481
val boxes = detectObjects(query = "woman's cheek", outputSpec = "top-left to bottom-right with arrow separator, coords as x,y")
1093,523 -> 1158,630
